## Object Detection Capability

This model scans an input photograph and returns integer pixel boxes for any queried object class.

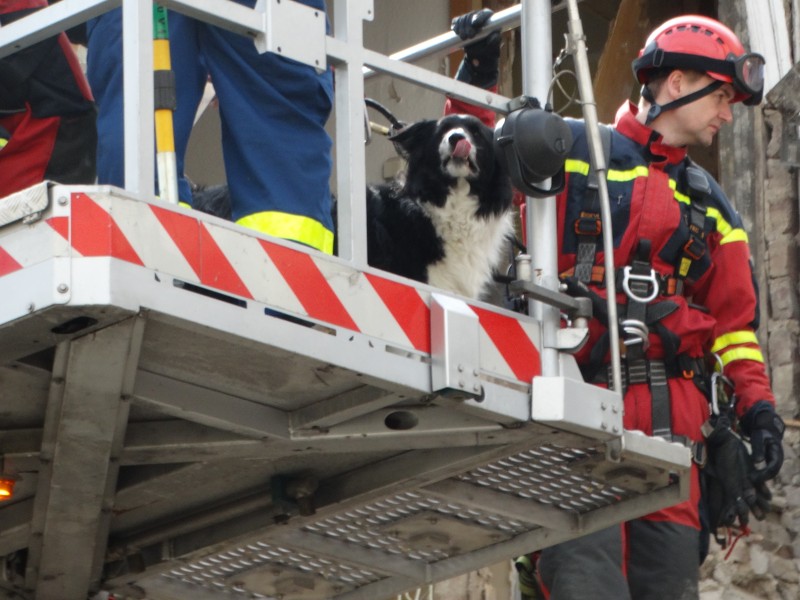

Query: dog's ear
[388,119,437,157]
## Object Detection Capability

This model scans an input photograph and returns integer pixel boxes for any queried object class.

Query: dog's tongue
[452,138,472,159]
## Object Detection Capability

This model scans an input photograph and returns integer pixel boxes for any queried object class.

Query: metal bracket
[509,279,592,319]
[254,0,327,69]
[430,293,482,400]
[531,376,623,440]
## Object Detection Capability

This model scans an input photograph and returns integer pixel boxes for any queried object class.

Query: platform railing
[0,0,607,380]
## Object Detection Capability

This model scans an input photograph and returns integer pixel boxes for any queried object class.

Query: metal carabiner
[709,353,735,416]
[621,265,659,303]
[709,371,721,416]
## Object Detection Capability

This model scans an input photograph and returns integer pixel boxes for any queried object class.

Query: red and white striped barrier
[0,190,541,383]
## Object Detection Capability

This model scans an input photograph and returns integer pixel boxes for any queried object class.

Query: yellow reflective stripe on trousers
[719,347,765,366]
[237,211,334,254]
[712,331,760,354]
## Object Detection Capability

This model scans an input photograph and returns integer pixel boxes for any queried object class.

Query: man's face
[671,73,736,147]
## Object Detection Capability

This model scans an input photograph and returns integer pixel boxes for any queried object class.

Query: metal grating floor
[459,446,635,511]
[152,443,673,599]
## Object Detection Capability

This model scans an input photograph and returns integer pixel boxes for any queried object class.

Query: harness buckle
[575,213,602,236]
[683,237,706,260]
[621,318,650,351]
[621,265,660,303]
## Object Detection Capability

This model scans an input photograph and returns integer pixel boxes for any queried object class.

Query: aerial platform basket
[0,0,691,598]
[0,183,691,600]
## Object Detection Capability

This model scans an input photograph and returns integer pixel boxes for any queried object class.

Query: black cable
[364,98,406,131]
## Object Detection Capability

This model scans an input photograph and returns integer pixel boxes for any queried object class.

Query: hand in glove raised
[451,9,501,89]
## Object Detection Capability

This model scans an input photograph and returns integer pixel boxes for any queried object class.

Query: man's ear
[665,69,689,100]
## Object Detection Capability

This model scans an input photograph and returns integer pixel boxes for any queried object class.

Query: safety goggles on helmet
[732,53,765,103]
[633,49,765,105]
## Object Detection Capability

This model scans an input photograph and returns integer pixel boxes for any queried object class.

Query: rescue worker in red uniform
[539,16,782,600]
[452,12,785,600]
[0,0,96,198]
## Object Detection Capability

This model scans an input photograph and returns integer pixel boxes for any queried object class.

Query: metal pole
[122,0,155,199]
[521,0,560,378]
[565,0,622,392]
[332,0,371,267]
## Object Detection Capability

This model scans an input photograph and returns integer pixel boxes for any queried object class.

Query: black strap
[647,360,672,438]
[674,165,713,289]
[645,81,724,125]
[574,124,613,283]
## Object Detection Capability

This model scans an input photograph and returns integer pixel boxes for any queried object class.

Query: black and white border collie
[362,113,513,299]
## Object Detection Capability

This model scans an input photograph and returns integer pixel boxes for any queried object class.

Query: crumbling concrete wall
[698,97,800,600]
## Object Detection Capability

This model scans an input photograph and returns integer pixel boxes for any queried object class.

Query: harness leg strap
[648,360,672,439]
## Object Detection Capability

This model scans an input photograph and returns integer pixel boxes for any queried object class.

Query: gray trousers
[537,520,700,600]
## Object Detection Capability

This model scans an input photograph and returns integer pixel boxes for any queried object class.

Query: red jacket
[558,102,772,415]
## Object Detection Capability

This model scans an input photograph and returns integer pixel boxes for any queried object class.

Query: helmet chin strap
[643,80,724,125]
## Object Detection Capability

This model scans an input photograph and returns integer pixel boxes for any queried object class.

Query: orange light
[0,477,15,500]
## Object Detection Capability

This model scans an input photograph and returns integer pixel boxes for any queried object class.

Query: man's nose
[720,101,734,123]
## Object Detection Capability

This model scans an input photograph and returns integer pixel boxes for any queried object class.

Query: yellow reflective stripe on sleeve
[719,347,765,366]
[179,201,192,210]
[237,211,334,255]
[719,228,748,245]
[0,138,7,149]
[712,331,760,354]
[705,206,748,245]
[669,180,748,245]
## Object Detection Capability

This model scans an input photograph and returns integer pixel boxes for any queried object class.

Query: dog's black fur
[194,114,514,300]
[340,113,514,299]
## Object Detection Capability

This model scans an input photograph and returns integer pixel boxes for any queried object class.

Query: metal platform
[0,184,691,600]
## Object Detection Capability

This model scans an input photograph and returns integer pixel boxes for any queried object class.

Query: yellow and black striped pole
[153,4,179,205]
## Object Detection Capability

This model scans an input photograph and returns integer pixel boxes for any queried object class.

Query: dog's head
[389,114,511,216]
[391,114,489,179]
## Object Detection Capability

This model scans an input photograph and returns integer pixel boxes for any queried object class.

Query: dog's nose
[448,132,466,148]
[448,132,472,159]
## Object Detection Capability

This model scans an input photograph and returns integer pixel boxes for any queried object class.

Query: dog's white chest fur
[423,179,513,299]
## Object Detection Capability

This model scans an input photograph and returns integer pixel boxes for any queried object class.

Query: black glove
[452,8,493,39]
[741,400,785,483]
[451,9,501,89]
[703,413,770,538]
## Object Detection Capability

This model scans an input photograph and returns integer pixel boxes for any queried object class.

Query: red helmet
[632,15,764,106]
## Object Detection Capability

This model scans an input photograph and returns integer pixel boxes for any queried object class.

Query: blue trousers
[86,0,334,252]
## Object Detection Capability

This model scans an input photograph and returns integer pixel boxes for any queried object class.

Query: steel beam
[24,317,145,600]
